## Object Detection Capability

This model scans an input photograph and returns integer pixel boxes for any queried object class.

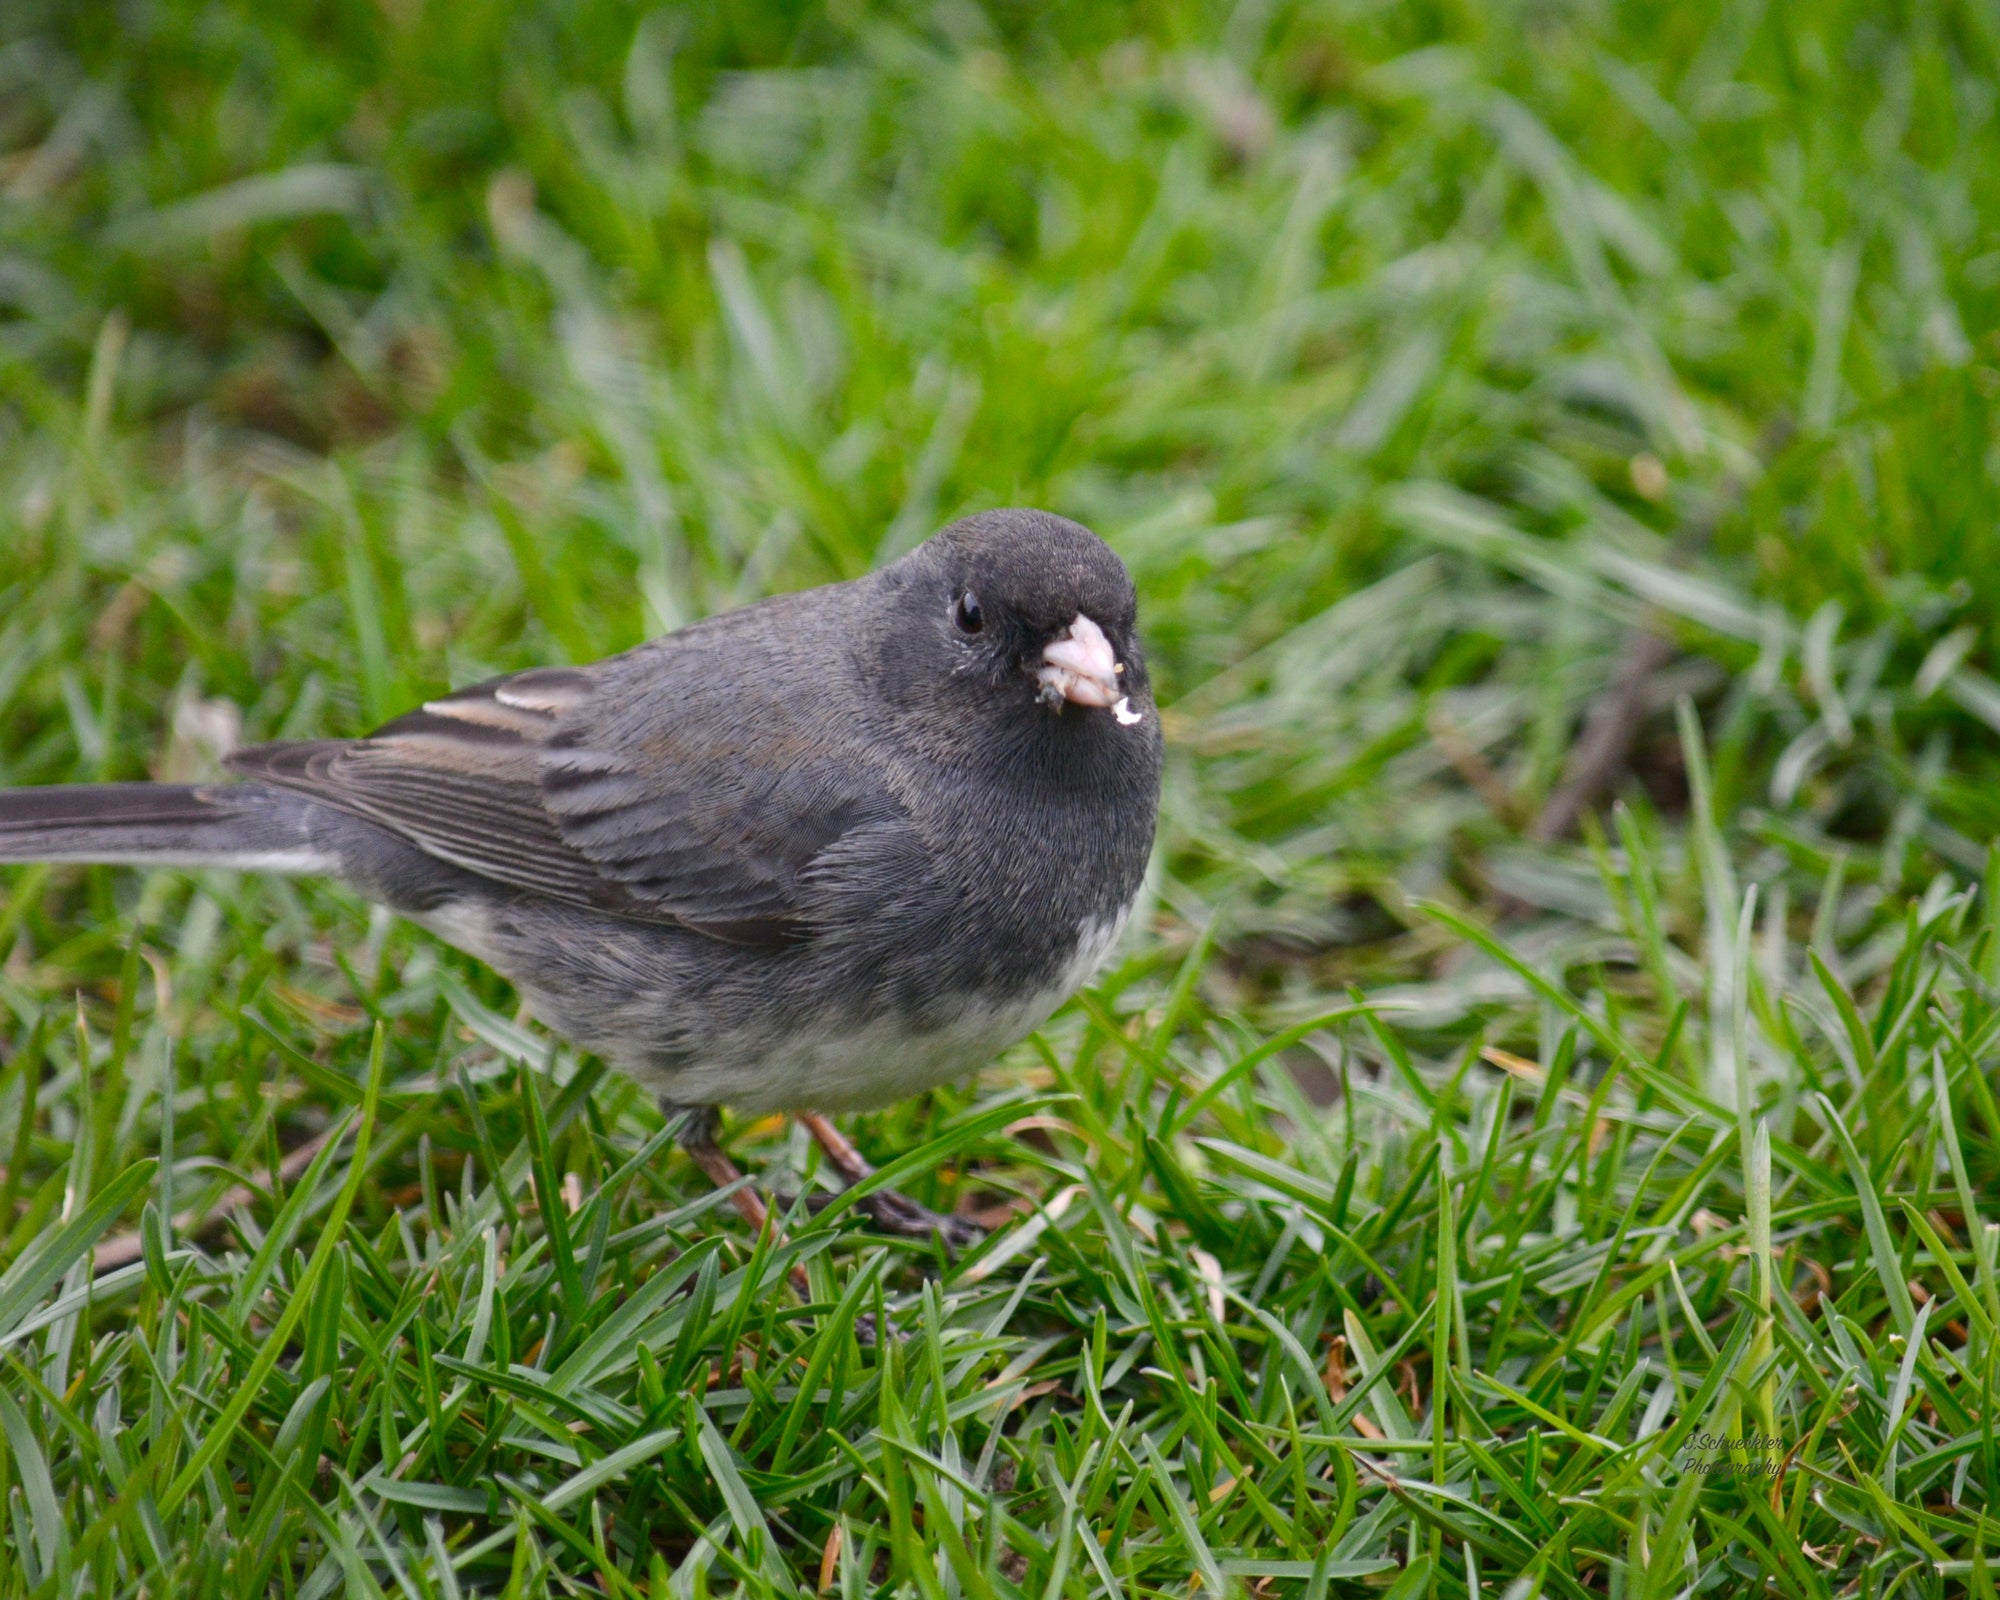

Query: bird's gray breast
[633,894,1138,1112]
[408,876,1139,1113]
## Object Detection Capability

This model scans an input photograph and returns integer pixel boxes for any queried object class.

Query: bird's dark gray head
[930,508,1140,656]
[868,506,1168,800]
[872,509,1156,752]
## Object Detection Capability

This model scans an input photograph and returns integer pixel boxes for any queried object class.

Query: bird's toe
[851,1187,987,1252]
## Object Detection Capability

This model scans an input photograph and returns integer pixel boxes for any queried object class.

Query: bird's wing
[231,636,910,946]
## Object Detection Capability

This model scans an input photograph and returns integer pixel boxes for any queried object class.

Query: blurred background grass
[3,0,2000,1593]
[9,0,2000,942]
[9,0,2000,945]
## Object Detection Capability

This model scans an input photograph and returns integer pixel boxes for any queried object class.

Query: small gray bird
[0,510,1163,1243]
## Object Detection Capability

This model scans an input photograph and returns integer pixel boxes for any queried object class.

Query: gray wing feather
[231,635,912,945]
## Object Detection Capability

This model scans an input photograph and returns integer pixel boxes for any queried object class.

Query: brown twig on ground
[1529,625,1678,844]
[93,1124,340,1274]
[1527,418,1794,846]
[1426,705,1523,826]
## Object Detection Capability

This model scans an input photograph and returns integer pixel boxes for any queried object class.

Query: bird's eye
[953,591,984,634]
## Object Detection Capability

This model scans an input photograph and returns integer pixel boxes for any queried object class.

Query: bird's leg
[795,1111,872,1185]
[667,1102,772,1234]
[796,1111,985,1251]
[665,1100,819,1298]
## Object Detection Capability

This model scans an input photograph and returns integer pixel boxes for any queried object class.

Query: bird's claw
[858,1188,987,1251]
[799,1186,986,1251]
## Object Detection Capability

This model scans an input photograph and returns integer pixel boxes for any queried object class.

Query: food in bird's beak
[1037,615,1125,711]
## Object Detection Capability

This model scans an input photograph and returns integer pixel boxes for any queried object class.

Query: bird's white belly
[690,1003,1048,1112]
[411,898,1134,1113]
[655,905,1132,1112]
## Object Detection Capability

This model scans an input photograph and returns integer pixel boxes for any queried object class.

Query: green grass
[3,0,2000,1592]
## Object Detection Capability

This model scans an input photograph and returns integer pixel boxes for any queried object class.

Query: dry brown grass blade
[93,1124,340,1274]
[1530,418,1794,844]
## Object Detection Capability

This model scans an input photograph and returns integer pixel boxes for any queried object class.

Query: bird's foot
[853,1187,987,1251]
[798,1184,985,1251]
[793,1110,985,1251]
[666,1103,988,1254]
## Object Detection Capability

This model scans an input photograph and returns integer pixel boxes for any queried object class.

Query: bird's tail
[0,784,333,873]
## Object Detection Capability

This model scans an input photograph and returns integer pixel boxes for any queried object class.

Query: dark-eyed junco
[0,510,1163,1242]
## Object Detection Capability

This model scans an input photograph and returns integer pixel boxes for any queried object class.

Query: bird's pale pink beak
[1037,614,1122,709]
